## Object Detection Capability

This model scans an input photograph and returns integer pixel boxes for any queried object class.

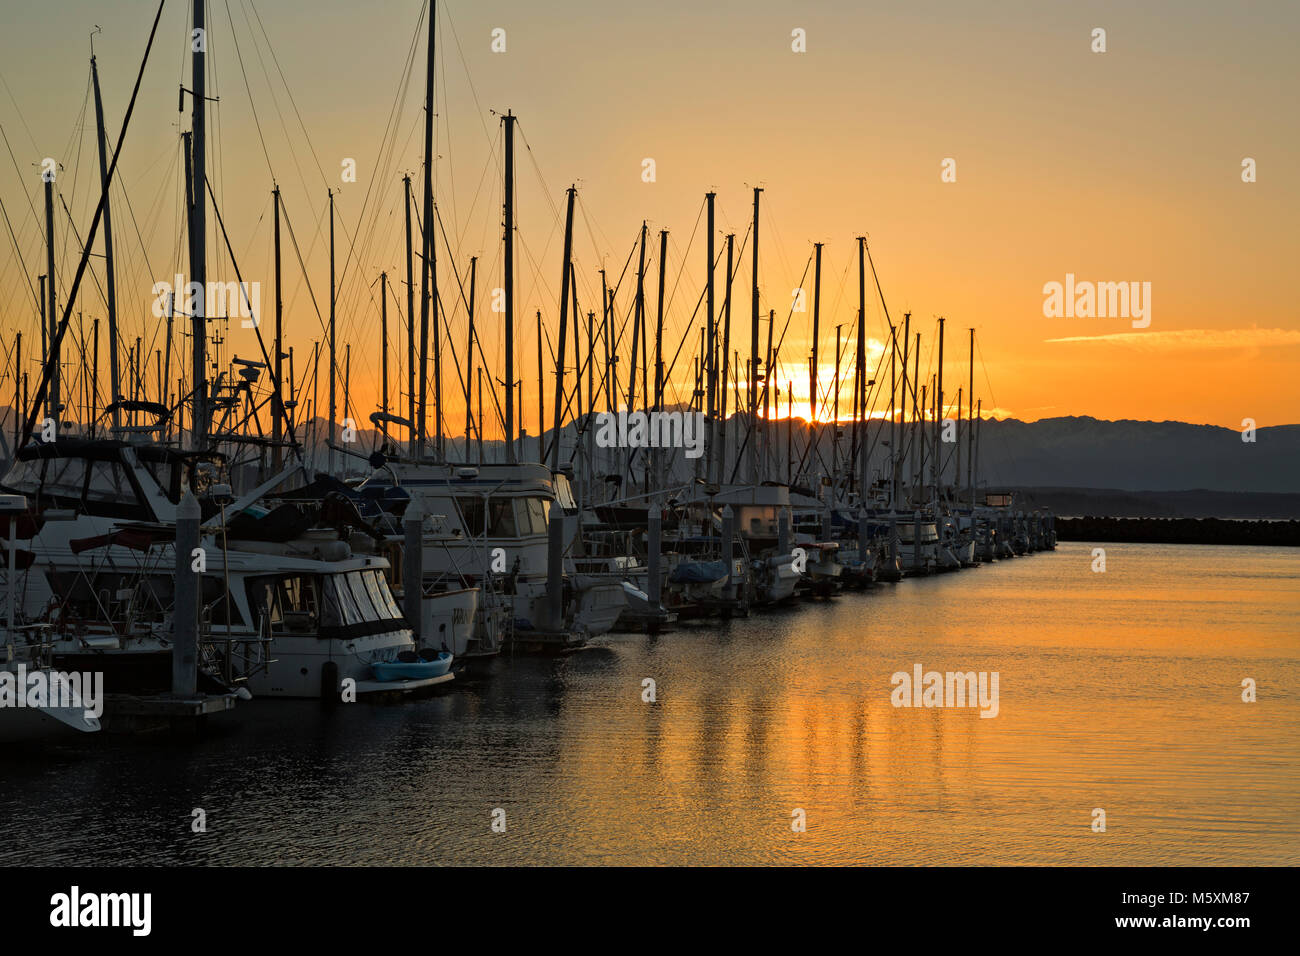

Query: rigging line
[0,190,39,316]
[17,0,166,451]
[277,193,327,335]
[247,0,336,193]
[0,122,45,251]
[223,0,275,178]
[57,193,108,311]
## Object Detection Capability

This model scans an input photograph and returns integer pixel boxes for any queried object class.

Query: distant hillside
[974,417,1300,494]
[3,408,1296,504]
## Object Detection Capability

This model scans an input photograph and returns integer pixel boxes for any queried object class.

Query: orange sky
[1,0,1297,439]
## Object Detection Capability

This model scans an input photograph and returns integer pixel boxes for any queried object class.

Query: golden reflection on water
[1,543,1295,866]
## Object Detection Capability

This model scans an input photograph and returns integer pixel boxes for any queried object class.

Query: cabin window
[487,498,517,537]
[43,457,87,501]
[456,496,486,536]
[517,497,548,535]
[83,461,147,518]
[246,575,316,633]
[0,457,43,494]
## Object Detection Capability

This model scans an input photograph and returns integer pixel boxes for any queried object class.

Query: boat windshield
[247,569,404,640]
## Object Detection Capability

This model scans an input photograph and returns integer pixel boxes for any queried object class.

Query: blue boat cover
[669,560,728,584]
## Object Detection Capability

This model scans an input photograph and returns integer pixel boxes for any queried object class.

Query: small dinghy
[371,649,453,682]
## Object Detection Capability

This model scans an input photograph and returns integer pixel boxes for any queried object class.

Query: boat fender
[321,660,340,707]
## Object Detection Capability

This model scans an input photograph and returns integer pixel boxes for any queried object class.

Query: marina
[0,0,1065,738]
[0,0,1295,888]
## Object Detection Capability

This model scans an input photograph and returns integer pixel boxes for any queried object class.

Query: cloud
[1043,328,1300,350]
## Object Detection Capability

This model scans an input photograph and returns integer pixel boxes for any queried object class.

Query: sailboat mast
[91,55,120,433]
[855,236,867,498]
[703,191,715,484]
[502,111,516,462]
[272,186,283,470]
[190,0,207,450]
[935,315,944,504]
[328,189,336,471]
[404,174,415,452]
[550,185,575,473]
[810,242,822,427]
[719,233,734,487]
[418,0,436,460]
[749,187,762,484]
[43,178,57,433]
[968,327,975,510]
[380,270,389,444]
[465,256,476,453]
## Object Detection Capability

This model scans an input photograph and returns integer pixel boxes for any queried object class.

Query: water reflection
[2,543,1297,865]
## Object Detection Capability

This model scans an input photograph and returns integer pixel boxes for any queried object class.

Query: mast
[749,187,762,483]
[550,185,575,473]
[272,186,283,470]
[833,324,841,478]
[190,0,207,450]
[418,0,436,460]
[629,222,646,414]
[968,327,975,510]
[536,310,544,462]
[655,226,668,485]
[856,236,867,498]
[328,189,336,471]
[934,315,944,505]
[703,191,715,485]
[898,312,910,502]
[404,174,415,452]
[502,111,516,462]
[719,233,734,487]
[810,241,822,426]
[380,270,389,444]
[911,331,920,503]
[43,179,57,432]
[465,256,476,454]
[91,54,121,433]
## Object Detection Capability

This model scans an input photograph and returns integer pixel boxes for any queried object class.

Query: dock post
[172,490,200,698]
[913,510,923,573]
[777,507,791,555]
[403,496,424,640]
[647,500,662,630]
[721,505,736,604]
[858,512,870,576]
[822,485,833,540]
[547,499,565,631]
[889,513,899,569]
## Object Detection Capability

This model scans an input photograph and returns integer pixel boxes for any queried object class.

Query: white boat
[1,440,445,699]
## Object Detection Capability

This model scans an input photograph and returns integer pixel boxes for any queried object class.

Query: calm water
[3,542,1297,866]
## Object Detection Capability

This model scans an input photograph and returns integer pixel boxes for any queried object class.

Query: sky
[0,0,1297,442]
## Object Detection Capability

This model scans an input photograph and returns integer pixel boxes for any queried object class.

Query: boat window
[321,573,364,628]
[82,460,148,518]
[517,497,548,535]
[487,497,517,537]
[456,496,485,536]
[246,575,317,633]
[348,571,379,620]
[0,457,43,494]
[362,569,402,620]
[43,457,87,500]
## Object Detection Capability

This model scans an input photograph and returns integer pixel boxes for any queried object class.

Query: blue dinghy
[371,651,453,682]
